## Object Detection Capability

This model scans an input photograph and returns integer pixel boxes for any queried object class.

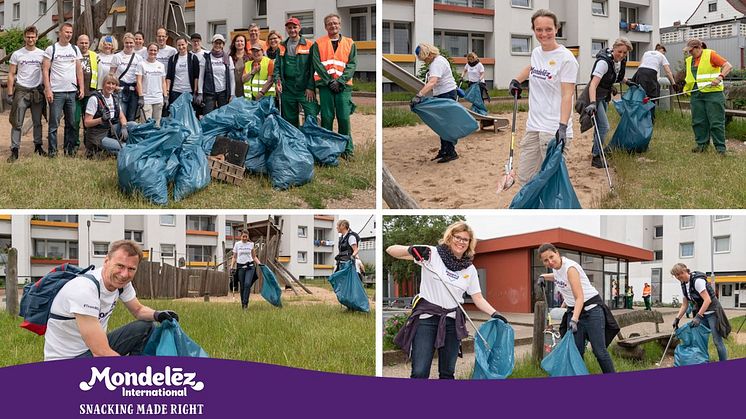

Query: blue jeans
[591,100,609,157]
[48,91,78,154]
[410,315,460,379]
[238,263,257,308]
[569,305,615,373]
[436,90,459,154]
[704,312,728,361]
[119,84,139,122]
[75,320,154,358]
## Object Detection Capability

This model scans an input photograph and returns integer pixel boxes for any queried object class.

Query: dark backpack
[19,264,99,335]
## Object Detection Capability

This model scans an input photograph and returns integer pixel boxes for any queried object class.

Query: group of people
[388,220,730,380]
[7,13,358,161]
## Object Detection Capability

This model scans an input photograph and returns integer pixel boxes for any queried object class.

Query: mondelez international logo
[79,366,204,394]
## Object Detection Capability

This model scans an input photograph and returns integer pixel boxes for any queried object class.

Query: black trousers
[75,320,154,357]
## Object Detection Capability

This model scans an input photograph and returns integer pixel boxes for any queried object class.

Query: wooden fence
[131,261,229,299]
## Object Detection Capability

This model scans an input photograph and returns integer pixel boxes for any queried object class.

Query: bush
[383,313,408,350]
[0,27,51,61]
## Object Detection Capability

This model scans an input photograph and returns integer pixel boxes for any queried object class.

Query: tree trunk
[5,248,19,316]
[73,0,118,42]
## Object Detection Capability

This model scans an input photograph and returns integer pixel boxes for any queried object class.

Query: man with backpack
[335,219,360,272]
[41,240,178,360]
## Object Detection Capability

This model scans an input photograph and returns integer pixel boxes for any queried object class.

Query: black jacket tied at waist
[393,297,468,358]
[559,294,620,348]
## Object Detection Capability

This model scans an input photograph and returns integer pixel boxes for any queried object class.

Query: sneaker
[34,145,47,157]
[430,151,446,161]
[437,153,459,163]
[7,148,18,163]
[48,150,57,158]
[591,155,607,168]
[691,145,708,153]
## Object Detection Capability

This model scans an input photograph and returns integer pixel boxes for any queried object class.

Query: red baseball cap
[286,17,301,27]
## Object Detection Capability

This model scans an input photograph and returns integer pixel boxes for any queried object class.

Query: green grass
[0,142,375,209]
[383,107,421,128]
[0,298,375,375]
[383,92,415,102]
[352,81,376,93]
[356,104,376,115]
[302,278,374,298]
[485,102,528,113]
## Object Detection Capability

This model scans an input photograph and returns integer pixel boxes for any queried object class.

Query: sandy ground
[174,285,344,305]
[384,110,610,209]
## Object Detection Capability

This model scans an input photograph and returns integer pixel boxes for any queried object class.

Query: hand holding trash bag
[491,311,509,324]
[691,314,703,327]
[555,123,567,150]
[569,318,578,333]
[407,245,430,261]
[409,94,423,109]
[154,310,179,322]
[192,93,203,106]
[583,102,597,116]
[120,125,129,142]
[138,96,145,108]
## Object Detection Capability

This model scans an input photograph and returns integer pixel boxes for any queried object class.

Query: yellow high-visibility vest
[243,56,275,98]
[684,49,724,94]
[88,51,99,89]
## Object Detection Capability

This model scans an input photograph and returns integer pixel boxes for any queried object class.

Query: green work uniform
[690,91,726,152]
[311,38,357,156]
[273,36,318,128]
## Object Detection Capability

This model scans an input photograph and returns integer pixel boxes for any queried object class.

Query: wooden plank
[382,164,420,209]
[617,332,671,348]
[5,248,18,315]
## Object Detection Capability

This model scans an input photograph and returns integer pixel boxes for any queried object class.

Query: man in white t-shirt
[155,27,178,68]
[7,25,46,161]
[44,240,179,361]
[42,22,84,158]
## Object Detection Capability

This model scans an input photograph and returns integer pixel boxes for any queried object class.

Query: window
[314,252,327,265]
[289,11,314,38]
[654,225,663,238]
[557,22,565,39]
[722,284,733,297]
[187,215,215,232]
[298,226,308,238]
[314,228,327,242]
[383,21,412,55]
[714,215,731,221]
[350,6,375,41]
[472,0,485,8]
[620,6,638,24]
[628,42,640,61]
[680,242,694,258]
[93,242,109,257]
[160,215,175,226]
[13,3,20,21]
[124,230,143,243]
[438,31,468,57]
[714,236,730,253]
[92,215,110,222]
[680,215,695,229]
[33,215,78,223]
[298,251,307,263]
[654,250,663,261]
[209,21,227,41]
[256,0,267,17]
[511,35,532,54]
[436,0,467,6]
[39,1,48,16]
[33,239,78,259]
[187,245,214,263]
[160,244,175,258]
[592,1,607,16]
[471,34,485,58]
[186,23,195,37]
[709,2,717,13]
[591,39,607,56]
[511,0,531,7]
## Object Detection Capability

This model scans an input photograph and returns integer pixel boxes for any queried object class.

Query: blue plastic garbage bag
[509,138,582,209]
[463,83,488,116]
[245,135,268,174]
[118,120,185,205]
[169,92,201,136]
[411,97,478,143]
[143,320,209,357]
[200,99,262,153]
[327,261,370,312]
[541,333,589,377]
[471,318,515,379]
[674,323,711,367]
[261,114,314,189]
[167,94,211,201]
[258,265,282,308]
[300,116,349,166]
[608,84,655,153]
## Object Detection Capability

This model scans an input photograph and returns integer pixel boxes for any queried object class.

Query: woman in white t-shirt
[136,43,168,128]
[96,35,117,90]
[83,74,129,157]
[461,52,489,103]
[509,9,578,185]
[110,32,142,122]
[410,42,460,163]
[231,230,261,310]
[537,243,615,373]
[386,221,505,379]
[630,44,677,123]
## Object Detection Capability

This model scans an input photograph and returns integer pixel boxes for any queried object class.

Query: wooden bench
[612,310,673,359]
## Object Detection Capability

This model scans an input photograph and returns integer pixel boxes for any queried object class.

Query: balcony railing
[619,21,654,33]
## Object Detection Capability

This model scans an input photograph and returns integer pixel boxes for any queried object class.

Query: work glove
[163,95,169,108]
[691,314,703,327]
[555,123,568,150]
[154,310,179,323]
[491,311,509,324]
[610,86,618,96]
[100,110,111,124]
[328,79,339,93]
[508,79,522,99]
[193,93,203,106]
[407,245,431,262]
[120,125,128,142]
[625,80,638,87]
[583,102,597,116]
[138,96,145,108]
[5,94,12,105]
[537,276,546,287]
[672,317,680,330]
[569,319,578,334]
[409,94,423,110]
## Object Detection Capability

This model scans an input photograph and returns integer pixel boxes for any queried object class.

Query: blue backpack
[19,264,99,335]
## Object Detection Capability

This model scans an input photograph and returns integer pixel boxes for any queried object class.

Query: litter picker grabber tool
[655,330,676,366]
[496,92,519,194]
[411,247,491,351]
[591,113,613,192]
[646,82,715,102]
[736,315,746,335]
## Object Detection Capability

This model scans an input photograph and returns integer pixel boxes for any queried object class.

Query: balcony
[619,21,654,33]
[31,257,78,265]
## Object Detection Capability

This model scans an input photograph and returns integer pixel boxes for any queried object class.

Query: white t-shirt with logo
[10,47,45,88]
[111,51,143,85]
[428,55,458,96]
[157,45,177,68]
[85,94,116,120]
[464,62,485,83]
[134,47,148,61]
[173,54,193,93]
[199,53,235,94]
[232,240,255,265]
[526,45,578,138]
[97,52,116,89]
[552,256,599,309]
[639,50,670,75]
[418,246,481,319]
[136,60,166,105]
[44,42,83,93]
[44,268,137,360]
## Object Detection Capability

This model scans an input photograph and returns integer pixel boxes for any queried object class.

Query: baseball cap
[286,17,301,27]
[190,33,202,40]
[212,34,225,43]
[250,43,263,51]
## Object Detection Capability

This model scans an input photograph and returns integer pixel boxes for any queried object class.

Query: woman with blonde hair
[110,32,143,121]
[96,35,118,89]
[386,221,505,379]
[461,51,489,102]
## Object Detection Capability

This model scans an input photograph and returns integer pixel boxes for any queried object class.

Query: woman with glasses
[386,221,506,379]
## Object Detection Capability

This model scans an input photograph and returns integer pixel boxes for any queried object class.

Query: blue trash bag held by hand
[261,114,314,189]
[327,261,370,312]
[608,85,655,153]
[674,323,711,367]
[509,138,582,209]
[259,265,283,308]
[411,97,478,143]
[143,320,209,357]
[463,83,488,116]
[300,117,349,166]
[541,333,589,377]
[472,318,515,379]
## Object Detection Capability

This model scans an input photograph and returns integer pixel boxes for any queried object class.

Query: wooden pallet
[208,155,244,185]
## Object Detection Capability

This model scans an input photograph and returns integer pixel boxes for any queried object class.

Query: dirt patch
[383,111,612,209]
[174,285,373,308]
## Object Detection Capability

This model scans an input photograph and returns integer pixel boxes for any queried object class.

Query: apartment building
[0,0,375,79]
[382,0,660,90]
[602,215,746,309]
[0,214,354,283]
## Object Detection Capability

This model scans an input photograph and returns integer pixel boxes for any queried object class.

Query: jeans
[238,263,257,308]
[9,89,43,150]
[119,83,139,122]
[591,100,609,157]
[516,131,556,185]
[410,316,460,379]
[75,320,154,357]
[704,312,728,361]
[436,90,459,155]
[48,91,78,154]
[203,90,229,116]
[569,305,615,373]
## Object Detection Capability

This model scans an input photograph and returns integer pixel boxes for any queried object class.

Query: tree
[383,215,465,292]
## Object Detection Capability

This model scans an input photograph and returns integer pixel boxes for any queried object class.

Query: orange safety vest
[313,35,354,86]
[642,284,651,297]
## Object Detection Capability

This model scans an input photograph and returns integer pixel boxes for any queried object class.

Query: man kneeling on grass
[44,240,179,361]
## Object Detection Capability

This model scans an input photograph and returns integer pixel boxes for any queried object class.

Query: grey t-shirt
[287,39,300,57]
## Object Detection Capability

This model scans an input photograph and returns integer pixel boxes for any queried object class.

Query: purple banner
[1,357,742,417]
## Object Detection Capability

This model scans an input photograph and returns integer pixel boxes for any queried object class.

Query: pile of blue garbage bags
[117,93,351,205]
